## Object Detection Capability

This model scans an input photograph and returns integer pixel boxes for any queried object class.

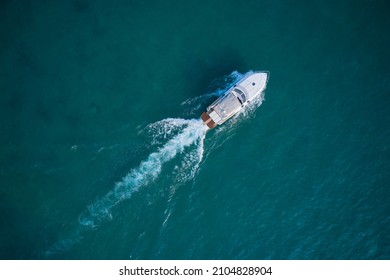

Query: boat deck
[210,92,241,120]
[201,112,217,128]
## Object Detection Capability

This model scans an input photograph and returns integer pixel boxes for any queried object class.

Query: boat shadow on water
[183,48,246,96]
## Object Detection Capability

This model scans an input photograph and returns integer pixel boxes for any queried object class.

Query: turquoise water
[1,0,389,259]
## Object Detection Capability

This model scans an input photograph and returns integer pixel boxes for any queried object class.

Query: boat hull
[201,71,269,129]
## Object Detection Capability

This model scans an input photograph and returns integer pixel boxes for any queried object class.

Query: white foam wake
[44,118,208,256]
[79,118,207,228]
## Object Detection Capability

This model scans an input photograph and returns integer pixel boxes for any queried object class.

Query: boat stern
[201,111,217,129]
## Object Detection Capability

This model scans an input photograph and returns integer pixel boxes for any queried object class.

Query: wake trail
[45,118,208,257]
[79,119,207,227]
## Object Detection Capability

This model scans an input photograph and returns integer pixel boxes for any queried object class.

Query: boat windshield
[234,88,246,103]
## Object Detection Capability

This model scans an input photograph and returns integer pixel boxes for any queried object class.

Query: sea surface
[1,0,390,259]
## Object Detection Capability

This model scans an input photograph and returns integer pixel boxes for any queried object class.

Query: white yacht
[201,71,269,128]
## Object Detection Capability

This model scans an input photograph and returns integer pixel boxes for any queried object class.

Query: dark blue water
[1,0,389,259]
